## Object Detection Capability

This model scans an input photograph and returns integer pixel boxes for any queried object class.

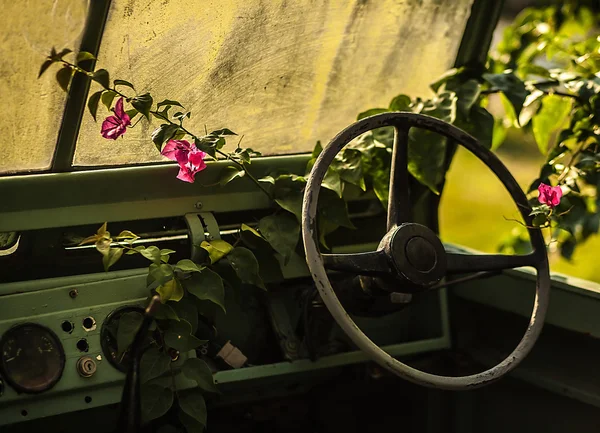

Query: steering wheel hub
[406,237,435,271]
[382,223,447,288]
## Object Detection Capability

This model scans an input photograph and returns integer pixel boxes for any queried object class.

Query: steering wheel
[301,112,550,390]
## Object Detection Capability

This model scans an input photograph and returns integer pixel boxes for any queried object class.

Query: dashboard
[0,208,450,427]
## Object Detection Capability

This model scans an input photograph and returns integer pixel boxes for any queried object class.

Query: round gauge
[0,323,65,394]
[101,306,150,372]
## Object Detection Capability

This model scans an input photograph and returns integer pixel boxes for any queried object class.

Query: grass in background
[440,143,600,283]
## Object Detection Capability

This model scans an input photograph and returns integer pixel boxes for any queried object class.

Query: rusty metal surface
[302,112,550,390]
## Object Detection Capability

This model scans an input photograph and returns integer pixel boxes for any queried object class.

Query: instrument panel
[0,270,150,425]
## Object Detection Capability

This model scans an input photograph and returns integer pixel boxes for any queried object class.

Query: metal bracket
[265,291,302,361]
[184,212,221,262]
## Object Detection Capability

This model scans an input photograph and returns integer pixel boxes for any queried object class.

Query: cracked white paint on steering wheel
[301,112,550,390]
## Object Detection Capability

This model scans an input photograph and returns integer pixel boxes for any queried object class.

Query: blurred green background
[440,131,600,282]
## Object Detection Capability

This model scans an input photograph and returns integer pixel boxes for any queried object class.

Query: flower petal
[188,150,207,168]
[176,165,195,183]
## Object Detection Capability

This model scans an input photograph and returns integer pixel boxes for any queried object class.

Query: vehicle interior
[1,0,599,432]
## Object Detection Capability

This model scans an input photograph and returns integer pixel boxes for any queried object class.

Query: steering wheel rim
[301,112,550,390]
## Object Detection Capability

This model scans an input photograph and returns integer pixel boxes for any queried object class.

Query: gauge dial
[101,306,150,372]
[0,323,65,393]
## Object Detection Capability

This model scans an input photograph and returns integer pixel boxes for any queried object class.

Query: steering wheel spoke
[446,251,538,274]
[322,250,390,276]
[387,124,411,230]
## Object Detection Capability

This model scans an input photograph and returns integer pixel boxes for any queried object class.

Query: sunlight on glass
[74,0,473,166]
[0,0,87,174]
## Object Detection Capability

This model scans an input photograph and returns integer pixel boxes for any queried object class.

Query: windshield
[2,0,473,174]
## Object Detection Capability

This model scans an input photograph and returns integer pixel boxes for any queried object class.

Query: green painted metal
[448,243,600,338]
[0,155,308,232]
[213,337,448,385]
[51,0,112,172]
[0,272,197,425]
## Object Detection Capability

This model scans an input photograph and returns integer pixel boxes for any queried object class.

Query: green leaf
[529,204,550,217]
[318,217,338,249]
[241,223,262,239]
[92,69,110,89]
[164,319,206,351]
[179,390,207,429]
[335,148,366,191]
[152,124,180,152]
[140,346,172,382]
[194,137,217,159]
[518,89,544,127]
[408,91,457,193]
[87,91,103,121]
[461,106,494,149]
[532,95,572,154]
[115,230,137,241]
[200,239,233,264]
[185,268,226,312]
[219,166,245,186]
[171,301,198,333]
[156,277,184,303]
[175,259,204,273]
[141,384,174,423]
[318,188,354,229]
[227,247,265,289]
[323,168,343,198]
[272,175,306,221]
[148,263,174,287]
[132,93,153,119]
[210,128,237,136]
[38,59,54,78]
[482,72,528,118]
[140,246,162,264]
[258,175,275,185]
[389,94,412,111]
[179,410,205,433]
[154,302,180,321]
[491,117,507,151]
[157,99,184,109]
[101,90,117,111]
[182,358,219,393]
[357,107,388,120]
[56,67,72,92]
[76,51,96,63]
[254,248,285,283]
[102,247,123,271]
[116,310,143,358]
[258,214,299,264]
[455,80,481,119]
[429,67,466,92]
[564,78,600,101]
[114,79,135,91]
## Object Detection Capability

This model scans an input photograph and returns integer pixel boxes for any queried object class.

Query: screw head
[69,289,78,299]
[194,201,203,209]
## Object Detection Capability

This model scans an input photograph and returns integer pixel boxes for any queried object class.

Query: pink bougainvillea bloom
[161,139,207,183]
[538,182,562,208]
[101,97,131,140]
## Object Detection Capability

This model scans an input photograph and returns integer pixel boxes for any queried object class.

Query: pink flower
[538,183,562,208]
[161,139,207,183]
[101,98,131,140]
